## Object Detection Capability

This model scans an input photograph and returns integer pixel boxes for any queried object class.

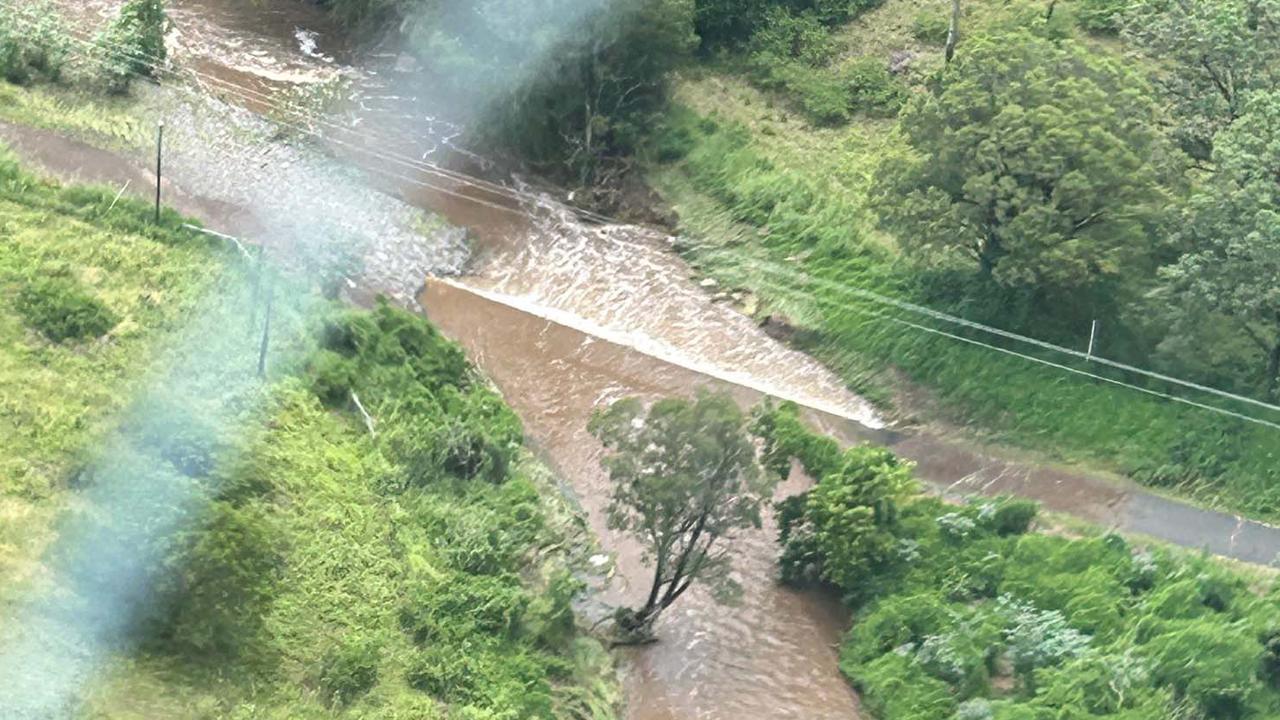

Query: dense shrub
[748,7,838,66]
[0,0,70,85]
[94,0,168,94]
[695,0,885,48]
[911,11,951,44]
[843,57,908,117]
[1075,0,1128,33]
[317,635,382,705]
[381,385,523,486]
[308,299,471,406]
[776,445,916,595]
[153,500,283,660]
[754,400,842,480]
[767,414,1280,718]
[792,70,853,124]
[16,275,118,342]
[406,639,558,716]
[734,1,909,125]
[984,498,1039,536]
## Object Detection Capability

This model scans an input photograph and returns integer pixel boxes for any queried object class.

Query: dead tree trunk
[945,0,962,64]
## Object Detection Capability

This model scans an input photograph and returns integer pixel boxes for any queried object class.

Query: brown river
[17,1,1280,718]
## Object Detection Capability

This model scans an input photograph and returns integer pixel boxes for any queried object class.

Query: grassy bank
[0,82,148,149]
[760,403,1280,720]
[0,152,616,717]
[645,4,1280,522]
[0,146,223,590]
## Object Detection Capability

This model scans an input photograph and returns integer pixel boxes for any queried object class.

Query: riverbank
[0,116,617,718]
[642,75,1280,527]
[761,403,1280,720]
[7,2,1280,717]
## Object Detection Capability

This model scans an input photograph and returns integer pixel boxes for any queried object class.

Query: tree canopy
[872,31,1175,302]
[588,390,772,639]
[348,0,696,181]
[1162,91,1280,397]
[1124,0,1280,162]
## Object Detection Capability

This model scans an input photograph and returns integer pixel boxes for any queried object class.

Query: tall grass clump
[16,274,118,342]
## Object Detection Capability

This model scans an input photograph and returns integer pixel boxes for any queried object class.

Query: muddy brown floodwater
[20,1,1280,718]
[422,280,864,720]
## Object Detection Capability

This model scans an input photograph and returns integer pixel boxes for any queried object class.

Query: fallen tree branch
[351,391,377,438]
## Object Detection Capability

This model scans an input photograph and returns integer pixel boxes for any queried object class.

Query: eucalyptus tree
[588,390,773,641]
[1162,92,1280,398]
[871,30,1177,323]
[1123,0,1280,163]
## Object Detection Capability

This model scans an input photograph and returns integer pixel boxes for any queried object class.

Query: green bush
[399,572,530,644]
[777,446,917,596]
[792,69,853,125]
[696,0,882,49]
[1145,619,1263,717]
[851,651,958,720]
[16,275,118,342]
[308,299,471,407]
[94,0,168,94]
[753,400,842,480]
[406,640,558,716]
[749,7,839,67]
[153,500,282,660]
[0,0,70,85]
[843,57,908,117]
[381,385,523,486]
[911,11,951,44]
[317,635,381,706]
[762,414,1280,717]
[986,498,1039,536]
[1075,0,1128,33]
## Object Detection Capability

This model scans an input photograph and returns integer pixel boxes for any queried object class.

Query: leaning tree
[588,390,774,642]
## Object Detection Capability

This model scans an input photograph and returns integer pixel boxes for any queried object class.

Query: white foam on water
[433,276,885,429]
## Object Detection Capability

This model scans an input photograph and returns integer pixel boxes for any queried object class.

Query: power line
[6,5,545,214]
[742,266,1280,427]
[13,7,1279,428]
[691,245,1280,418]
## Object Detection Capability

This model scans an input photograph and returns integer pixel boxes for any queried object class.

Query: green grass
[82,386,616,719]
[0,82,149,149]
[646,0,1280,522]
[0,147,222,591]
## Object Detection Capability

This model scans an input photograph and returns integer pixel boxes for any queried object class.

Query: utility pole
[1086,319,1099,361]
[249,245,264,334]
[257,274,274,378]
[154,121,164,224]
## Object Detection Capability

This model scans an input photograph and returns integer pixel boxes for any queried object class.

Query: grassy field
[0,147,222,594]
[646,0,1280,522]
[0,149,616,717]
